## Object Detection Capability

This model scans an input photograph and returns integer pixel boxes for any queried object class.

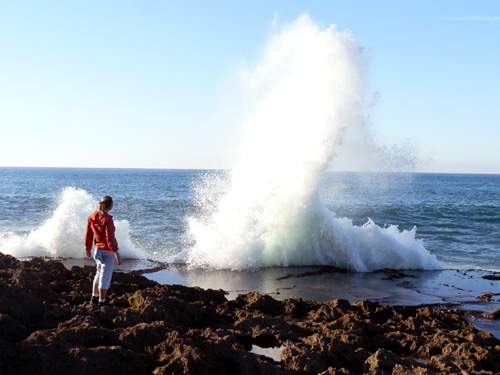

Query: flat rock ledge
[0,253,498,375]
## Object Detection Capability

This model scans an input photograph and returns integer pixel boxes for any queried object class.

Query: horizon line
[1,165,499,176]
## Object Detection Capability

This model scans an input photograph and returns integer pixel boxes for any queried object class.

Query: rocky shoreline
[0,253,498,374]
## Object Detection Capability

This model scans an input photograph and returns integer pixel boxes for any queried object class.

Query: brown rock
[283,298,318,318]
[118,320,171,351]
[483,308,500,320]
[0,253,498,374]
[24,324,118,349]
[482,273,500,281]
[0,284,45,325]
[65,345,155,374]
[236,292,284,316]
[477,292,499,302]
[128,285,222,327]
[364,348,426,374]
[0,253,19,269]
[0,313,27,341]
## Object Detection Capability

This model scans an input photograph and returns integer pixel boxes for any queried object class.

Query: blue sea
[0,167,499,271]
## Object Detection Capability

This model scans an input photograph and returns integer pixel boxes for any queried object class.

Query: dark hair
[98,195,113,211]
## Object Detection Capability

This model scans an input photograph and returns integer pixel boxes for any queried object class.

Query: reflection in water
[60,260,499,337]
[250,345,284,362]
[146,266,498,307]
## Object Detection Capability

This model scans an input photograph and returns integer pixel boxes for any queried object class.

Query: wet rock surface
[482,273,500,281]
[484,308,500,320]
[0,253,499,375]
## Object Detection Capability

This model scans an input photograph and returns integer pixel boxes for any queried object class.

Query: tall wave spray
[187,15,441,271]
[0,187,144,259]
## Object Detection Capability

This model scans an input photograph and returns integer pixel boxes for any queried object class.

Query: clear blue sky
[0,1,499,172]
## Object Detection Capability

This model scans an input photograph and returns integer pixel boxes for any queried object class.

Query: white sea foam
[0,187,144,259]
[186,15,441,271]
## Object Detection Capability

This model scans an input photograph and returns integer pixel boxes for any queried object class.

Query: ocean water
[0,167,498,271]
[0,18,483,272]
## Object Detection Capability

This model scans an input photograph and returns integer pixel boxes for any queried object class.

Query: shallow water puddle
[250,345,284,362]
[466,316,500,339]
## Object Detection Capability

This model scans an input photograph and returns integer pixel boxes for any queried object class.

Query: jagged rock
[0,253,498,374]
[0,313,27,341]
[0,339,41,375]
[64,345,155,374]
[364,348,426,374]
[0,253,19,269]
[0,284,45,325]
[483,308,500,320]
[127,285,222,327]
[283,298,318,318]
[235,292,285,316]
[24,324,118,349]
[477,292,499,302]
[118,320,171,351]
[482,273,500,281]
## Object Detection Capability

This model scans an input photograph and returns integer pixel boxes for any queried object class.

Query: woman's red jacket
[85,210,119,256]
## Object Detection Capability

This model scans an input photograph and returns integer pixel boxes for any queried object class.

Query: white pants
[93,248,116,289]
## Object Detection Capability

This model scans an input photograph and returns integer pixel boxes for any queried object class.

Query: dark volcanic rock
[0,313,27,341]
[482,273,500,281]
[235,291,285,316]
[477,292,500,302]
[0,252,498,375]
[0,253,19,269]
[283,298,318,318]
[363,348,426,374]
[65,345,155,374]
[0,283,45,326]
[483,308,500,320]
[118,320,171,351]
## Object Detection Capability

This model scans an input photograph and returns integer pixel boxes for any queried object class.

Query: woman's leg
[92,263,101,298]
[97,263,107,302]
[98,251,116,304]
[99,287,108,301]
[92,249,105,305]
[90,249,102,305]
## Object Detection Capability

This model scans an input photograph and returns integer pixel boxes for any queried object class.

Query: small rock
[483,308,500,320]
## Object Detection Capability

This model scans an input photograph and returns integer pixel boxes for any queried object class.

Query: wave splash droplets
[186,15,441,271]
[0,187,143,259]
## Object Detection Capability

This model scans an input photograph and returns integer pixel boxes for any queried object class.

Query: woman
[85,195,121,306]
